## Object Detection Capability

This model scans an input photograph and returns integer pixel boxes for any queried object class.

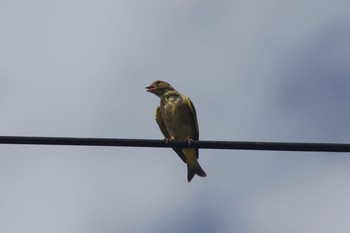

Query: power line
[0,136,349,152]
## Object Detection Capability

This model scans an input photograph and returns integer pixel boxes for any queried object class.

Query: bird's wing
[155,106,187,163]
[184,96,199,159]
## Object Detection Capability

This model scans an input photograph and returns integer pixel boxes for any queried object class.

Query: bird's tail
[187,159,207,182]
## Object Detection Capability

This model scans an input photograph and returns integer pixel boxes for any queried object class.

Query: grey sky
[1,0,350,233]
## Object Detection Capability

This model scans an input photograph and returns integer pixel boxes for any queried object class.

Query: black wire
[0,136,349,152]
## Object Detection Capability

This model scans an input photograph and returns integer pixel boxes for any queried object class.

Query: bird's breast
[161,97,194,139]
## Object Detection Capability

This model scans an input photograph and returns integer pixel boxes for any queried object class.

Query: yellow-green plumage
[146,80,206,182]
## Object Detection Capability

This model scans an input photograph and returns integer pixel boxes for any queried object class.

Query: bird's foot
[163,138,172,144]
[185,138,194,147]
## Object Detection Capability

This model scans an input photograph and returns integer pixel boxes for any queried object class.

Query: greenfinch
[146,80,207,182]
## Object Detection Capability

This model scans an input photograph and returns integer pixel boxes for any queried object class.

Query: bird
[146,80,207,182]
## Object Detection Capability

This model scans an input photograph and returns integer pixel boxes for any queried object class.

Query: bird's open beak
[145,85,155,92]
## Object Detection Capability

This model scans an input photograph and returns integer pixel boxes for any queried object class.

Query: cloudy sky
[1,0,350,232]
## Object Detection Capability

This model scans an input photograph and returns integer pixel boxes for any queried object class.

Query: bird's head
[146,80,175,97]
